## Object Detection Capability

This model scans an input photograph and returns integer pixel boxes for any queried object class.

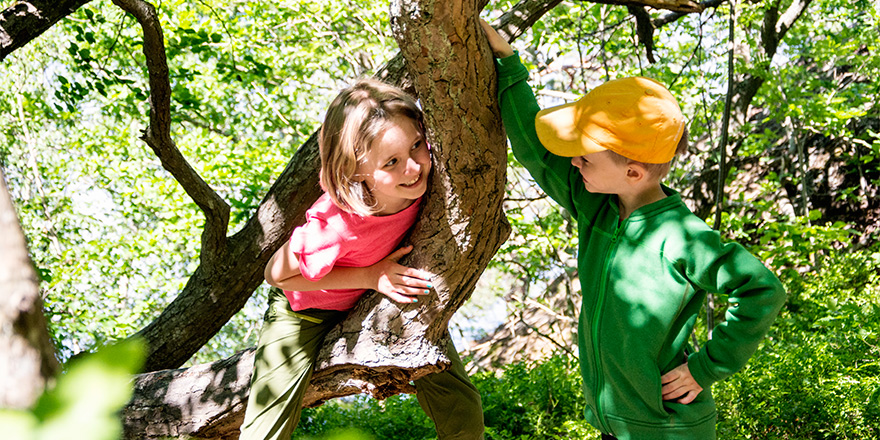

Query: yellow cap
[534,77,685,164]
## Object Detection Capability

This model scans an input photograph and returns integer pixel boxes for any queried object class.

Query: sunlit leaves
[0,340,145,440]
[2,0,400,364]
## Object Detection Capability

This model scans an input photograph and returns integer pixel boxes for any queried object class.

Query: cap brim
[535,102,607,157]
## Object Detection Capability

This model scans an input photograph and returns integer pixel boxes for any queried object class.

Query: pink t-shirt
[284,193,422,311]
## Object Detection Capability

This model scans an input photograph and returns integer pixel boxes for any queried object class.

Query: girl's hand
[479,19,515,58]
[660,363,703,404]
[371,245,434,304]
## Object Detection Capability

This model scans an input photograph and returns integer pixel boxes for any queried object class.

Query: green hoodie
[495,54,786,439]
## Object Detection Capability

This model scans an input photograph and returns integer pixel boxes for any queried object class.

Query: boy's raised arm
[480,19,582,216]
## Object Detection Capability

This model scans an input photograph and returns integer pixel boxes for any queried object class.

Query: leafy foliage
[2,0,880,436]
[296,355,599,440]
[715,250,880,439]
[0,340,145,440]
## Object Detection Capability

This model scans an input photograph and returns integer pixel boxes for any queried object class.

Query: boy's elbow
[772,277,787,309]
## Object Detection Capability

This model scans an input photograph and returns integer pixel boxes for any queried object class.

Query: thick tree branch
[112,0,230,262]
[777,0,810,35]
[628,5,656,63]
[0,167,60,409]
[0,0,94,62]
[586,0,703,13]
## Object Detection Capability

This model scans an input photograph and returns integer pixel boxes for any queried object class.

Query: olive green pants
[239,289,484,440]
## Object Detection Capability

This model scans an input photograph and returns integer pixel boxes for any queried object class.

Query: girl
[240,79,485,440]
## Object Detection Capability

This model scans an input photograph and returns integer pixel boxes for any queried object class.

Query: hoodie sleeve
[684,227,787,388]
[495,53,585,218]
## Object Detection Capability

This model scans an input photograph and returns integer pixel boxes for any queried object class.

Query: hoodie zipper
[592,221,624,435]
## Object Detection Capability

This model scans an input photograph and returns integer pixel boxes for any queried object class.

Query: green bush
[715,250,880,439]
[295,393,435,439]
[477,355,597,439]
[295,355,598,440]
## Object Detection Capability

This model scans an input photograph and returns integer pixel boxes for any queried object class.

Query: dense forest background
[1,0,878,439]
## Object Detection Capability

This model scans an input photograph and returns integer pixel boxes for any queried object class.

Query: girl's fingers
[398,285,432,296]
[399,275,433,289]
[386,245,413,262]
[400,267,434,283]
[383,290,420,304]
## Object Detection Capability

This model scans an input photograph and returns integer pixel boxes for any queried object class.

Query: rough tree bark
[0,167,60,409]
[297,0,514,399]
[0,0,95,62]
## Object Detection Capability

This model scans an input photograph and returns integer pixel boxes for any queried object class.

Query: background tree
[0,167,59,409]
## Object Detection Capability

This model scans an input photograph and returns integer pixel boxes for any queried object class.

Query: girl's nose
[405,157,421,174]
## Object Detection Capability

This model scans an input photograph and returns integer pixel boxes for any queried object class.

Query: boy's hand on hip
[372,245,434,304]
[660,363,703,404]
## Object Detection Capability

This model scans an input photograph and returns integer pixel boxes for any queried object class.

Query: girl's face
[357,115,432,215]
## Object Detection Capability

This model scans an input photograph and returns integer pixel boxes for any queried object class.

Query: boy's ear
[625,163,647,182]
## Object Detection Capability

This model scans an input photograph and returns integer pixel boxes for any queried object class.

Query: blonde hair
[608,125,689,179]
[318,78,425,216]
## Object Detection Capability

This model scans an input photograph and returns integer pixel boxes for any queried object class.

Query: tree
[0,167,59,409]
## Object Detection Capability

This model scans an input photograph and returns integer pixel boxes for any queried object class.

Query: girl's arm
[264,243,432,303]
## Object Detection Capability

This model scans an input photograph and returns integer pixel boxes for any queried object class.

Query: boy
[481,21,786,440]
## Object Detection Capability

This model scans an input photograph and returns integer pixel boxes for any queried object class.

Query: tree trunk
[0,167,60,409]
[304,0,511,399]
[122,0,512,436]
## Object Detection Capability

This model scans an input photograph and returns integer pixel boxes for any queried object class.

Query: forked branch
[111,0,230,260]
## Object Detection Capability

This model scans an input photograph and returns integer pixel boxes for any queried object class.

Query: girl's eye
[384,158,398,168]
[411,140,424,150]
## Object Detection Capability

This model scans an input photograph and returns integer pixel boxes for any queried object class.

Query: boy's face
[570,150,630,194]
